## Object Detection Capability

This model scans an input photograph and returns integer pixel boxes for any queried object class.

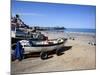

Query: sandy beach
[11,31,96,74]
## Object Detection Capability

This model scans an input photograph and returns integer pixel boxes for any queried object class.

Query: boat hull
[23,43,64,53]
[19,38,67,54]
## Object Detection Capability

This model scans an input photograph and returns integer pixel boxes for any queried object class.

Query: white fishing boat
[19,38,67,59]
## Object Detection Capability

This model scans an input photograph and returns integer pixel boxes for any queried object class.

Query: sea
[46,28,96,33]
[65,28,96,33]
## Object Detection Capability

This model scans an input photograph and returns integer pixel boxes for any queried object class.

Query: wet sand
[11,31,96,74]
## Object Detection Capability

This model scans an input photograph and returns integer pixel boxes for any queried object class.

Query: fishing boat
[11,27,48,44]
[19,38,67,59]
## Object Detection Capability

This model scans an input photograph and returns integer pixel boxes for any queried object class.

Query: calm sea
[65,28,96,33]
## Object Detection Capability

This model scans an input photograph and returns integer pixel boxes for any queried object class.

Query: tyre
[40,52,48,60]
[56,49,61,56]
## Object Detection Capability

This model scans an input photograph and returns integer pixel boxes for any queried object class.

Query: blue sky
[11,0,96,29]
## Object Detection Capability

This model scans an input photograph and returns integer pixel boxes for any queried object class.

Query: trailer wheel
[40,52,48,60]
[56,49,61,56]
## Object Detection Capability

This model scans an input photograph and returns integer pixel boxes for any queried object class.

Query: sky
[11,0,96,29]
